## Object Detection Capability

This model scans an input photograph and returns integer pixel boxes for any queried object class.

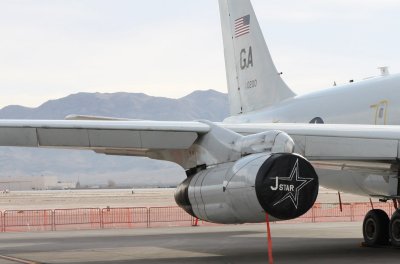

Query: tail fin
[218,0,296,115]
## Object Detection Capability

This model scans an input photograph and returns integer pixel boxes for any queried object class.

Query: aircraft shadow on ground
[1,231,399,264]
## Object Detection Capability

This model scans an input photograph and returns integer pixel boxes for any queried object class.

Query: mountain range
[0,90,228,121]
[0,90,229,187]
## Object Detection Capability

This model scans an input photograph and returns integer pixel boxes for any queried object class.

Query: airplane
[1,0,400,248]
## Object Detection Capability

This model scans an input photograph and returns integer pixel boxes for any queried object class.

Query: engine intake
[175,153,318,224]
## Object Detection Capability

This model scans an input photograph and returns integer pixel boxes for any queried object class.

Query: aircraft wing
[223,123,400,161]
[0,119,400,164]
[1,119,400,199]
[0,120,400,161]
[0,119,208,151]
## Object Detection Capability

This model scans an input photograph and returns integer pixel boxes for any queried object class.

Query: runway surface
[0,222,399,264]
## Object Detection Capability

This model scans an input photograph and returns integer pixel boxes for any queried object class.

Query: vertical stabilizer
[219,0,296,115]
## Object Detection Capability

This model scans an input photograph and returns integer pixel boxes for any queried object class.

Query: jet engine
[175,153,319,224]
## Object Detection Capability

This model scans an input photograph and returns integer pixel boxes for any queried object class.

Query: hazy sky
[0,0,399,108]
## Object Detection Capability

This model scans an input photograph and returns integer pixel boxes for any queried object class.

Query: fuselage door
[371,100,388,125]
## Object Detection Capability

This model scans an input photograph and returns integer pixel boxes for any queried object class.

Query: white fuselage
[223,73,400,199]
[225,74,400,126]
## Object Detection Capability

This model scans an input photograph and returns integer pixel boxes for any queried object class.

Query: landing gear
[362,209,389,246]
[389,210,400,247]
[362,207,400,247]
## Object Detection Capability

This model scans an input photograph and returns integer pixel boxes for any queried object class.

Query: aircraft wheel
[390,210,400,247]
[362,209,389,246]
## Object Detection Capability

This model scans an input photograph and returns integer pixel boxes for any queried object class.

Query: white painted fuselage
[225,74,400,126]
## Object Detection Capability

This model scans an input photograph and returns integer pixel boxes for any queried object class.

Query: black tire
[362,209,389,246]
[390,209,400,247]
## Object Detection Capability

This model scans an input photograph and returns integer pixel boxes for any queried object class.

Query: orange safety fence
[0,202,397,233]
[101,207,148,229]
[54,208,101,231]
[149,206,194,227]
[282,202,394,224]
[351,202,393,222]
[4,210,53,232]
[312,203,353,223]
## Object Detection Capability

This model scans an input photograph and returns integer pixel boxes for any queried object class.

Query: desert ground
[0,187,373,211]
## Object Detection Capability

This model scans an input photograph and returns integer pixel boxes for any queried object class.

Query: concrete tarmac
[0,222,399,264]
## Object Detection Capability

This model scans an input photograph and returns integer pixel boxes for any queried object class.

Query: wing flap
[88,129,141,148]
[140,131,197,149]
[305,136,399,160]
[38,128,90,147]
[0,120,210,150]
[0,127,38,147]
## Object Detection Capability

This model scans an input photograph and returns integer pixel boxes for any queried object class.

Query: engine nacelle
[175,153,319,224]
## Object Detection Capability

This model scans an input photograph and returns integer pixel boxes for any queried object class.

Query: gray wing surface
[2,120,400,200]
[0,120,209,150]
[1,120,400,162]
[223,123,400,161]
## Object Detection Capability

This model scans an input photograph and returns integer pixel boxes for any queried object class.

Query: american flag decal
[235,15,250,38]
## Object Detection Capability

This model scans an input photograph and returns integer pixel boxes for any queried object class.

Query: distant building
[0,176,76,191]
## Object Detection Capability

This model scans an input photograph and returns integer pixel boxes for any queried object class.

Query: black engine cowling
[175,153,319,224]
[255,153,319,220]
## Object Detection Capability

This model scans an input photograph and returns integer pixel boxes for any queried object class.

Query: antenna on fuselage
[378,66,390,76]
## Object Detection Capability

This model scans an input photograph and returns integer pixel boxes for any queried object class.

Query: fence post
[389,202,394,216]
[54,210,57,231]
[350,204,354,222]
[50,210,54,231]
[147,207,150,228]
[3,211,7,232]
[192,217,199,226]
[312,205,316,223]
[100,209,104,229]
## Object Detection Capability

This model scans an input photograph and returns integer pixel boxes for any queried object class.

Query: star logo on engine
[270,159,314,209]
